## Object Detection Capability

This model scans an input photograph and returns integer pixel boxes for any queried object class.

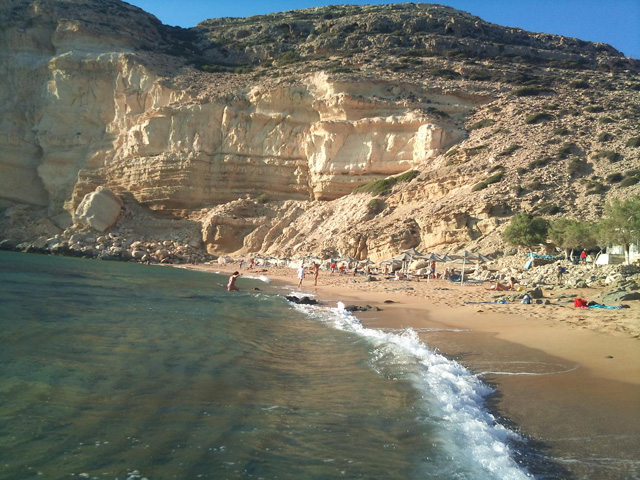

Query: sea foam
[291,300,532,480]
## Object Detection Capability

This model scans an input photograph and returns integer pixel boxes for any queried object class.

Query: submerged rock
[285,295,318,305]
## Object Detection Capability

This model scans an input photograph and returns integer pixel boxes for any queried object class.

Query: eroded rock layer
[1,0,639,259]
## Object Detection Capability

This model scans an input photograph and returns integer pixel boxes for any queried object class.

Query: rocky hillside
[1,0,639,261]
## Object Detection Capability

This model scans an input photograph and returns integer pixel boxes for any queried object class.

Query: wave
[290,300,533,480]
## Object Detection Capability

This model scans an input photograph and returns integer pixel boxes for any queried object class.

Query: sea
[0,251,541,480]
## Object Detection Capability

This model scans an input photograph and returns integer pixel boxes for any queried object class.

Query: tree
[597,196,640,264]
[549,218,597,259]
[502,213,549,251]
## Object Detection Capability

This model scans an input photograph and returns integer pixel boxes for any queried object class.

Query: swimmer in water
[227,271,241,291]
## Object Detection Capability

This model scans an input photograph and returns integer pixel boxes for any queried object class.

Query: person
[353,264,358,276]
[487,277,517,291]
[580,249,587,263]
[248,258,254,270]
[443,267,451,280]
[227,271,241,291]
[330,261,336,275]
[430,260,436,279]
[297,264,306,288]
[312,263,319,286]
[557,265,565,284]
[338,263,345,275]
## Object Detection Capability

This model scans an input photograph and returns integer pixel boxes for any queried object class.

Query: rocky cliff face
[1,0,639,260]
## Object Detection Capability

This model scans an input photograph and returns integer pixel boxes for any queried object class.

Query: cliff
[1,0,639,260]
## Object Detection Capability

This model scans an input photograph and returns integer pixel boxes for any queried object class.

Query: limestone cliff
[1,0,639,260]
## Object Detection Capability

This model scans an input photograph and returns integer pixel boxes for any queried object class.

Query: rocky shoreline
[0,231,212,265]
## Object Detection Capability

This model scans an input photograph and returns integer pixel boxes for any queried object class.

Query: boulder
[0,239,18,250]
[74,187,123,232]
[530,286,544,299]
[601,290,640,303]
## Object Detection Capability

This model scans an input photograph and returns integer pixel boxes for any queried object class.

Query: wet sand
[188,264,640,479]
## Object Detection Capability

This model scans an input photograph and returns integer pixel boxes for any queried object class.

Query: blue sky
[126,0,639,59]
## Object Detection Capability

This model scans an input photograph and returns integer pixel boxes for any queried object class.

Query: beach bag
[521,294,531,304]
[574,298,588,308]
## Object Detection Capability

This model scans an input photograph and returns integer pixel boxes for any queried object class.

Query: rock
[32,236,47,249]
[601,290,640,303]
[155,248,170,260]
[69,234,83,244]
[74,187,123,232]
[530,287,544,299]
[0,239,17,250]
[285,295,318,305]
[343,304,379,312]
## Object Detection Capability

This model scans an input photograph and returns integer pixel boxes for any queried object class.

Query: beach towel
[588,304,624,310]
[574,298,589,308]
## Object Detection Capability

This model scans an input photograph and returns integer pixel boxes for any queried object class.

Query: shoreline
[188,262,640,478]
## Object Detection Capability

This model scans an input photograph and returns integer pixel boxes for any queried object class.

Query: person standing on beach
[580,249,587,263]
[312,263,320,286]
[227,271,241,291]
[297,264,306,288]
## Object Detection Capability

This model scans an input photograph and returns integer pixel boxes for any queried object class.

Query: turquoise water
[0,252,533,479]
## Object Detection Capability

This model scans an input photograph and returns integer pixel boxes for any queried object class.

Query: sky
[125,0,640,59]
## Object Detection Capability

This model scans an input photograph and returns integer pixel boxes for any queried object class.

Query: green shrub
[528,156,552,169]
[536,202,560,215]
[367,198,385,214]
[620,176,640,187]
[444,148,459,157]
[256,193,270,204]
[558,143,575,159]
[568,158,584,176]
[525,112,554,124]
[468,118,496,130]
[599,117,614,124]
[489,164,506,173]
[502,213,549,249]
[553,127,571,135]
[498,144,520,157]
[584,106,604,113]
[512,86,551,97]
[606,173,624,183]
[353,170,418,196]
[471,171,504,191]
[586,181,607,195]
[597,132,613,142]
[570,80,590,89]
[516,167,527,175]
[626,137,640,147]
[592,150,622,162]
[276,50,301,65]
[464,145,487,156]
[526,180,543,190]
[625,169,640,178]
[429,68,460,79]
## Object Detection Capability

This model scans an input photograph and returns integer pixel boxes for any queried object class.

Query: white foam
[241,274,271,283]
[292,300,533,479]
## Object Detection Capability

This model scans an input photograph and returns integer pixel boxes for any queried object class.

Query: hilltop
[1,0,639,260]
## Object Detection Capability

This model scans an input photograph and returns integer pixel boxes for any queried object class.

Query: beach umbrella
[457,251,492,283]
[358,259,374,264]
[401,247,426,258]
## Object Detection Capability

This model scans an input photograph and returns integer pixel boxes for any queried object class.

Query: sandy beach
[186,262,640,478]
